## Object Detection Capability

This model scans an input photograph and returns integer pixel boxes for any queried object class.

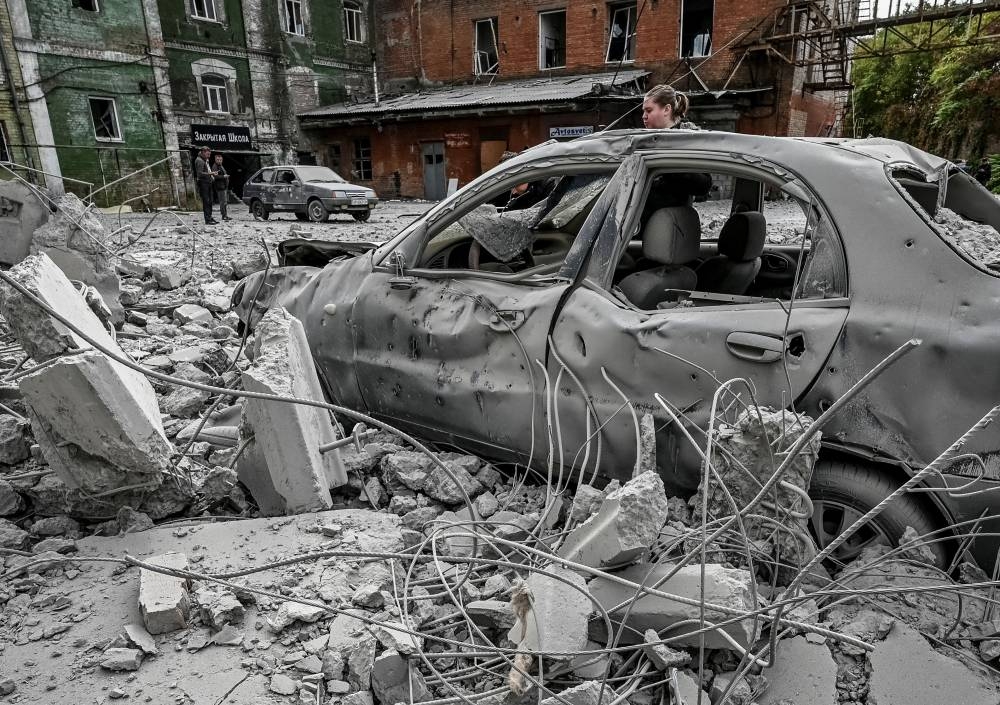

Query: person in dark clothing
[193,146,218,225]
[975,157,993,187]
[213,153,231,221]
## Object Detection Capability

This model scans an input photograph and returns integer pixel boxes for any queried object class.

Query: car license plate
[350,197,367,206]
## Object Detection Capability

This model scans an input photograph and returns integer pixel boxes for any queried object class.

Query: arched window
[343,2,364,43]
[201,74,229,113]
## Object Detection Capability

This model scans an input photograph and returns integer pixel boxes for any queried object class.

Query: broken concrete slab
[0,517,29,549]
[382,450,484,505]
[869,622,999,705]
[99,647,144,672]
[172,303,213,325]
[558,470,668,570]
[587,562,756,650]
[371,649,432,705]
[21,349,173,494]
[508,563,592,661]
[0,478,23,516]
[138,552,191,635]
[467,600,518,632]
[0,179,50,266]
[569,485,606,524]
[672,671,710,705]
[641,628,690,670]
[0,413,31,464]
[540,680,612,705]
[758,635,837,705]
[267,600,327,632]
[241,307,346,514]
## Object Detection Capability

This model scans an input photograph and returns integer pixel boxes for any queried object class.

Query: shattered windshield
[296,166,346,183]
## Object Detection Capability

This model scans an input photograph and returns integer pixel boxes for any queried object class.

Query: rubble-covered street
[2,189,1000,705]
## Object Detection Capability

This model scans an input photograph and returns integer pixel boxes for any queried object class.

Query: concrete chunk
[371,649,432,705]
[758,635,837,705]
[99,647,144,672]
[559,471,668,570]
[540,681,612,705]
[507,563,592,661]
[241,308,345,514]
[587,562,756,651]
[138,552,190,635]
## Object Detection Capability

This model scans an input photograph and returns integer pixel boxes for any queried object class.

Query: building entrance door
[422,142,446,200]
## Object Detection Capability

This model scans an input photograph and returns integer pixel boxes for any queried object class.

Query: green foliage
[987,154,1000,194]
[851,13,1000,159]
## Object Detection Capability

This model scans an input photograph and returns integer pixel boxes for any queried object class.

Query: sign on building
[549,126,595,139]
[191,124,254,151]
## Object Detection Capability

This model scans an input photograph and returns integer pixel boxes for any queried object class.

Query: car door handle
[488,309,525,332]
[726,332,786,363]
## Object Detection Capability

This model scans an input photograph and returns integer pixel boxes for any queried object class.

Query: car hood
[307,181,374,194]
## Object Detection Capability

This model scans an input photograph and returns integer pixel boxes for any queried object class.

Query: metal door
[422,142,446,200]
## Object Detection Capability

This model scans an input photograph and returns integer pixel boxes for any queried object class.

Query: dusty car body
[241,165,378,222]
[234,130,1000,568]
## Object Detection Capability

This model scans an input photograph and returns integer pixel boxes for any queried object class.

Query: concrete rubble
[0,209,998,705]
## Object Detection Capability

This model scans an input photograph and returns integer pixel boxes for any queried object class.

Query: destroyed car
[241,165,378,222]
[234,130,1000,569]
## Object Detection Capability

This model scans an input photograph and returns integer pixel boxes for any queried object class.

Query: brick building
[298,0,842,199]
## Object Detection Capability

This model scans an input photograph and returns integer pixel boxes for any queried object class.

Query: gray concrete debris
[0,479,24,516]
[268,673,297,695]
[0,180,50,266]
[28,193,122,323]
[641,629,691,670]
[636,412,657,475]
[123,623,159,655]
[373,621,422,655]
[267,600,327,632]
[342,691,375,705]
[150,264,190,291]
[758,635,837,705]
[467,600,518,632]
[0,517,29,549]
[327,609,370,654]
[382,450,484,505]
[0,413,31,464]
[508,563,592,661]
[869,622,999,705]
[241,307,346,514]
[347,632,378,691]
[371,649,432,705]
[0,678,15,696]
[138,552,190,635]
[540,680,611,705]
[898,526,940,566]
[196,586,245,628]
[710,671,758,705]
[569,485,606,524]
[19,471,191,521]
[558,470,668,570]
[587,562,756,650]
[172,303,213,325]
[22,349,174,495]
[99,647,144,672]
[672,671,711,705]
[160,385,211,418]
[29,514,80,536]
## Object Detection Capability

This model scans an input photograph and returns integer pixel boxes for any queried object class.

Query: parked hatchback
[241,165,378,222]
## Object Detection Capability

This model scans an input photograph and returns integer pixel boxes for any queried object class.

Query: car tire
[808,458,947,569]
[353,210,371,223]
[251,200,269,221]
[295,212,308,222]
[307,199,329,222]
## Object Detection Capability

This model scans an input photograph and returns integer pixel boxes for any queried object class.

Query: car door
[547,153,851,493]
[350,162,623,462]
[272,169,300,211]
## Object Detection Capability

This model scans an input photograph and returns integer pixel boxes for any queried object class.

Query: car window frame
[371,157,625,286]
[251,168,275,185]
[585,150,850,306]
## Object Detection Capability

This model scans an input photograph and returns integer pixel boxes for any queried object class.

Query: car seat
[617,206,700,309]
[695,211,766,295]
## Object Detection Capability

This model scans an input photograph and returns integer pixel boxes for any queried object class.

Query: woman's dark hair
[644,84,689,119]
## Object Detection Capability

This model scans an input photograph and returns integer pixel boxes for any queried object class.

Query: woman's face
[642,98,674,129]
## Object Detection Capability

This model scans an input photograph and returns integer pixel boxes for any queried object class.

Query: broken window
[0,122,9,163]
[250,168,275,184]
[201,74,229,113]
[474,18,499,76]
[344,2,363,43]
[606,3,637,64]
[353,138,372,180]
[680,0,713,58]
[283,0,305,35]
[88,97,122,141]
[72,0,99,11]
[538,10,566,70]
[191,0,217,21]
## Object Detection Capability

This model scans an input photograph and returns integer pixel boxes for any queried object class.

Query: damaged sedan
[234,130,1000,569]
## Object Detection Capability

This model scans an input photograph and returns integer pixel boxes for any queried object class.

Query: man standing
[193,146,218,225]
[213,153,231,221]
[975,157,992,188]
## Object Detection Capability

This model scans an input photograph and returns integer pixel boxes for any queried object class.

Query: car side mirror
[291,179,301,186]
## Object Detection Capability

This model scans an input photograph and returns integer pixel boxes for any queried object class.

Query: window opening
[73,0,99,11]
[344,3,363,43]
[353,138,372,180]
[327,144,342,173]
[474,18,500,75]
[538,10,566,70]
[191,0,217,20]
[283,0,305,35]
[252,168,275,184]
[201,74,229,113]
[606,3,637,63]
[89,97,122,141]
[680,0,713,58]
[0,122,9,163]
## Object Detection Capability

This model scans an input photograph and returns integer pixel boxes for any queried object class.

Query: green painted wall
[26,0,150,52]
[157,0,247,48]
[164,47,253,114]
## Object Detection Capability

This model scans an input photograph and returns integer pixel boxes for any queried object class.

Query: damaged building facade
[0,0,375,206]
[297,0,844,199]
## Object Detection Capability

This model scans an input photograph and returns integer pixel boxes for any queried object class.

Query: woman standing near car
[641,84,698,130]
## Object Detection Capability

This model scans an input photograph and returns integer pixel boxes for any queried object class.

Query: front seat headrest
[719,211,766,262]
[643,206,701,264]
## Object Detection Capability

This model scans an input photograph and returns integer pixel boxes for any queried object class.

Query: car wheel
[353,210,371,223]
[808,459,947,569]
[251,200,269,221]
[307,199,329,222]
[295,212,308,222]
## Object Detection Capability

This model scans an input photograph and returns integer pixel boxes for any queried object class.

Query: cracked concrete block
[172,303,213,325]
[672,672,710,705]
[540,680,612,705]
[347,632,377,691]
[0,479,23,516]
[467,600,518,632]
[0,180,49,266]
[507,563,592,661]
[0,414,31,464]
[241,308,346,513]
[139,552,190,635]
[869,622,999,705]
[569,485,606,524]
[99,647,144,672]
[0,252,116,362]
[587,562,756,651]
[558,471,668,570]
[21,349,172,494]
[371,649,432,705]
[382,451,483,505]
[758,635,837,705]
